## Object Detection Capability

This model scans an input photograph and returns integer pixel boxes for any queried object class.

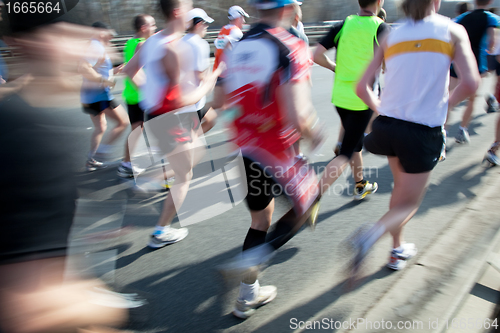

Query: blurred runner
[313,0,388,200]
[123,0,222,249]
[448,0,500,144]
[80,22,131,173]
[121,14,157,178]
[0,1,131,332]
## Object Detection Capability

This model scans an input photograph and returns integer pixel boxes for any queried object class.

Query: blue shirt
[81,39,114,104]
[454,9,500,73]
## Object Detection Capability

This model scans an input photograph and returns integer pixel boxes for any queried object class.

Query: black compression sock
[242,228,267,251]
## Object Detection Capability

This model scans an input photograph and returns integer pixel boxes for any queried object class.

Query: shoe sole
[232,292,277,319]
[117,172,134,179]
[306,200,321,230]
[147,231,189,249]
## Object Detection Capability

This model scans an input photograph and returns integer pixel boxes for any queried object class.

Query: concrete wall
[1,0,499,36]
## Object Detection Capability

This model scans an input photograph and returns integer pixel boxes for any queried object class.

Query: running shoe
[455,128,470,144]
[353,180,378,200]
[486,94,499,113]
[233,284,277,319]
[333,142,342,156]
[485,150,500,166]
[387,243,418,270]
[86,157,105,172]
[117,165,134,178]
[148,227,188,249]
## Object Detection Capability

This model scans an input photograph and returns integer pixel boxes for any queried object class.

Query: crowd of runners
[0,0,498,329]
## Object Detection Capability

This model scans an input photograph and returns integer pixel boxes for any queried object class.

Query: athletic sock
[242,228,267,251]
[153,225,170,235]
[238,280,259,301]
[459,126,468,131]
[266,220,295,251]
[360,223,386,251]
[121,161,132,168]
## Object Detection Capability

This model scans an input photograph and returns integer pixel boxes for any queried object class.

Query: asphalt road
[62,62,500,333]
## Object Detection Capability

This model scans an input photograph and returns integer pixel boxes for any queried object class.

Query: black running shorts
[336,106,373,159]
[127,103,145,124]
[364,116,444,174]
[82,99,119,116]
[243,157,281,211]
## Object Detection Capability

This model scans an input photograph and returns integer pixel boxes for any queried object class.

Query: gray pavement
[64,63,500,333]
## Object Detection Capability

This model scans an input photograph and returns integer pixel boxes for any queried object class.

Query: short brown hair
[401,0,433,20]
[359,0,378,9]
[457,2,470,14]
[159,0,181,20]
[476,0,492,6]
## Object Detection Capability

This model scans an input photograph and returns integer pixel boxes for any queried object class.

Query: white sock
[121,161,132,168]
[459,126,468,131]
[153,225,170,234]
[239,280,259,301]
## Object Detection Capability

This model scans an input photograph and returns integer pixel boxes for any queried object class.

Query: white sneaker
[232,284,277,319]
[387,243,417,270]
[148,227,188,248]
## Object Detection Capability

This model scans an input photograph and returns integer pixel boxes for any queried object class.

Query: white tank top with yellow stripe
[378,14,453,127]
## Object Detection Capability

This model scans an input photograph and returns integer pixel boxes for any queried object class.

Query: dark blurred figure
[0,1,128,332]
[377,7,387,21]
[457,1,471,15]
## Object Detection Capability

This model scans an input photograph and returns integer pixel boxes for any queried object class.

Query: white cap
[186,8,214,24]
[228,6,249,20]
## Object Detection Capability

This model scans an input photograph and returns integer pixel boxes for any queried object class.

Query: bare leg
[89,113,107,157]
[103,105,130,161]
[383,157,431,248]
[318,155,350,196]
[350,151,364,183]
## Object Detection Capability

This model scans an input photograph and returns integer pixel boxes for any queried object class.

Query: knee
[95,121,107,134]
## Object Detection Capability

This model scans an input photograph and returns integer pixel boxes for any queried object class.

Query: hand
[113,64,125,75]
[102,79,116,89]
[215,61,227,76]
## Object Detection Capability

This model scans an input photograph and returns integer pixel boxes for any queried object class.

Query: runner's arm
[356,36,386,113]
[278,80,320,142]
[78,61,115,88]
[122,44,147,88]
[162,44,223,108]
[313,44,336,72]
[448,22,480,108]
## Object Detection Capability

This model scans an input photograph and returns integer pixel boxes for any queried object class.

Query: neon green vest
[332,15,383,110]
[123,38,145,105]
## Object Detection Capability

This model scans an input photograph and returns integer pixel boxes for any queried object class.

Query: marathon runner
[221,0,323,319]
[313,0,388,200]
[123,0,223,249]
[354,0,479,276]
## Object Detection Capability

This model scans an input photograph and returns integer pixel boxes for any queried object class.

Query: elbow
[355,82,365,100]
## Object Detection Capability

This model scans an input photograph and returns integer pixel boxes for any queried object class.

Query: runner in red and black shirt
[221,0,324,319]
